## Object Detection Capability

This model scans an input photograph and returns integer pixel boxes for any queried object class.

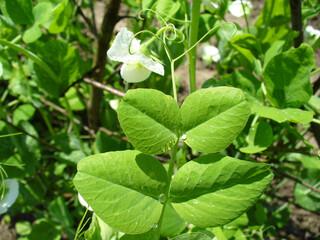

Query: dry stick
[289,0,303,48]
[40,97,96,138]
[71,0,98,37]
[83,78,125,98]
[87,0,120,131]
[271,166,320,194]
[0,117,61,151]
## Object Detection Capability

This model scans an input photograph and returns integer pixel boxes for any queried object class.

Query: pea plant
[0,0,320,239]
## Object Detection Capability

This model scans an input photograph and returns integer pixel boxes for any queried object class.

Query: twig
[71,0,98,37]
[84,78,125,97]
[89,0,97,34]
[99,127,128,142]
[271,166,320,194]
[0,117,61,151]
[40,97,96,138]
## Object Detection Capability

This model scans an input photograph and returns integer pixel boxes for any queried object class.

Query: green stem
[241,0,251,34]
[312,118,320,125]
[188,0,201,94]
[171,62,178,102]
[311,67,320,76]
[156,143,178,239]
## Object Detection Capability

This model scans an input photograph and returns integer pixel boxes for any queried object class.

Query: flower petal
[120,63,151,83]
[0,179,19,214]
[78,193,93,211]
[107,28,141,63]
[228,0,252,17]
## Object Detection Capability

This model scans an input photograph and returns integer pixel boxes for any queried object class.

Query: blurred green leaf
[160,202,187,237]
[171,232,213,240]
[26,219,61,240]
[240,122,273,154]
[49,196,73,227]
[4,0,33,25]
[251,103,314,124]
[294,168,320,211]
[264,44,314,108]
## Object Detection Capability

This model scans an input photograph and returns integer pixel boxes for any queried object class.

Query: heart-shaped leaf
[181,87,251,153]
[117,89,180,155]
[170,153,273,227]
[73,150,168,234]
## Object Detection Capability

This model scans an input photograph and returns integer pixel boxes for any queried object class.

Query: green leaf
[156,0,181,22]
[26,219,61,240]
[33,2,53,24]
[48,196,73,227]
[294,168,320,211]
[47,0,72,34]
[117,89,180,155]
[181,87,251,153]
[15,221,31,236]
[5,0,33,25]
[160,202,187,237]
[287,153,320,170]
[251,103,314,124]
[171,232,212,240]
[240,122,273,154]
[120,230,158,240]
[74,150,168,234]
[33,39,87,98]
[263,40,285,70]
[170,154,273,227]
[0,61,3,77]
[12,104,36,125]
[23,25,43,43]
[85,214,114,240]
[264,43,314,108]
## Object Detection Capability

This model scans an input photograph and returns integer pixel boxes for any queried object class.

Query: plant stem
[171,62,178,101]
[188,0,201,94]
[87,0,120,131]
[289,0,303,48]
[241,0,251,34]
[156,143,178,239]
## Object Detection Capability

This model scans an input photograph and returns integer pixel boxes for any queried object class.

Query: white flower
[107,28,164,83]
[306,25,320,38]
[228,0,252,17]
[78,193,93,211]
[201,45,221,65]
[0,179,19,214]
[109,99,119,111]
[203,0,218,10]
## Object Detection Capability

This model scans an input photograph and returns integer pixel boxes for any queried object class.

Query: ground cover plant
[0,0,320,239]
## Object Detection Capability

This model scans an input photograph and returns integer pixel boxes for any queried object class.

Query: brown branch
[87,0,121,130]
[40,97,96,137]
[271,166,320,194]
[72,0,98,37]
[84,78,125,98]
[0,117,61,151]
[290,0,303,48]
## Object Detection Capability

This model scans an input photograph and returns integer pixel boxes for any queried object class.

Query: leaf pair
[74,151,273,235]
[117,87,251,154]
